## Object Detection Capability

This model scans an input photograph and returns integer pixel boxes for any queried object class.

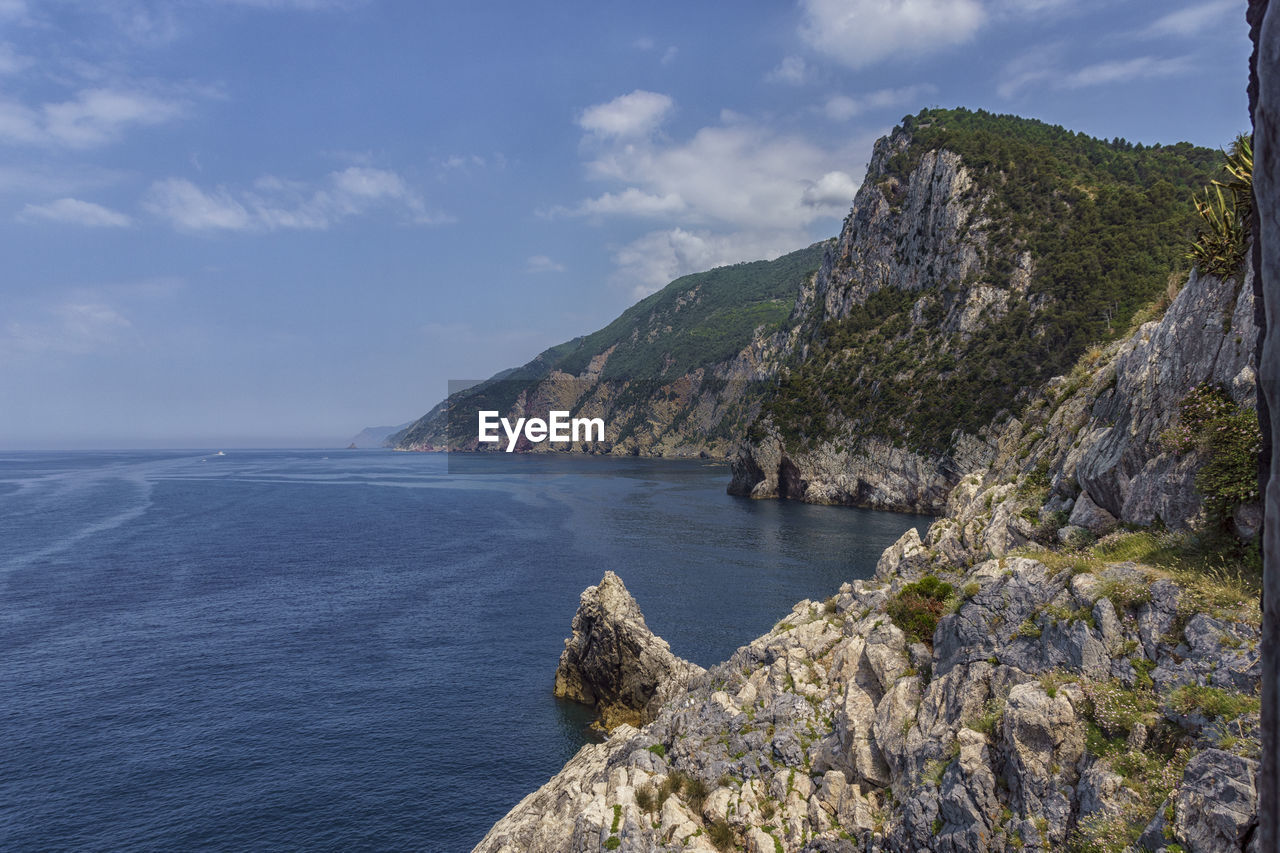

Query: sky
[0,0,1255,449]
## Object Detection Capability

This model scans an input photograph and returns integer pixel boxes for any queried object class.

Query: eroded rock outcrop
[481,552,1260,852]
[479,249,1263,851]
[554,571,704,731]
[1074,265,1257,529]
[912,260,1261,569]
[729,428,964,513]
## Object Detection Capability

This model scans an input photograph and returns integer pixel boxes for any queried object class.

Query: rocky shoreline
[477,556,1259,852]
[474,260,1263,852]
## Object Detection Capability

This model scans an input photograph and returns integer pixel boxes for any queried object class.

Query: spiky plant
[1190,133,1253,279]
[1218,132,1253,221]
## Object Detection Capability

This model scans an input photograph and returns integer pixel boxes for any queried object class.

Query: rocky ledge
[479,551,1260,853]
[554,571,705,731]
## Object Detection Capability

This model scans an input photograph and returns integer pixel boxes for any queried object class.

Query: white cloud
[331,165,409,202]
[0,87,188,149]
[45,89,186,147]
[801,171,860,208]
[1143,0,1237,38]
[145,166,450,232]
[612,228,814,299]
[999,50,1192,97]
[0,100,42,144]
[798,0,985,69]
[991,0,1072,13]
[525,255,565,273]
[767,56,811,85]
[440,153,486,171]
[822,84,937,121]
[1064,56,1191,88]
[578,90,674,139]
[823,96,860,122]
[633,38,677,64]
[555,188,687,219]
[578,119,860,230]
[19,197,132,227]
[144,179,251,230]
[562,100,870,295]
[996,43,1062,97]
[105,3,181,44]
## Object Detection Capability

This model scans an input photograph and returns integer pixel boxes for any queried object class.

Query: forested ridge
[760,107,1225,453]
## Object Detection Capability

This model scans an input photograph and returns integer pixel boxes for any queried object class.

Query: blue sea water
[0,450,929,851]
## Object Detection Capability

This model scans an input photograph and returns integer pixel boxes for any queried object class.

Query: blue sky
[0,0,1253,448]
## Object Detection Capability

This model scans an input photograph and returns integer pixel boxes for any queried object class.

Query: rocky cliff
[731,110,1222,513]
[554,571,705,731]
[924,259,1260,565]
[396,110,1219,477]
[475,262,1263,852]
[479,567,1259,853]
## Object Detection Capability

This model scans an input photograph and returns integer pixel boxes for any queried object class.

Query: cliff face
[729,428,974,513]
[727,131,999,512]
[924,260,1259,568]
[474,262,1262,853]
[727,135,1005,511]
[731,110,1221,513]
[1249,0,1277,841]
[479,569,1259,853]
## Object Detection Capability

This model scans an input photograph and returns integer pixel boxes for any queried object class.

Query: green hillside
[393,241,827,449]
[554,244,826,380]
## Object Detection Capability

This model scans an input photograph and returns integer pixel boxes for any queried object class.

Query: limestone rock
[731,432,964,513]
[1067,491,1118,535]
[874,527,928,580]
[481,549,1260,853]
[1075,263,1258,529]
[1000,683,1084,844]
[472,725,641,853]
[554,571,704,729]
[1170,750,1259,852]
[729,130,1000,514]
[1057,524,1093,548]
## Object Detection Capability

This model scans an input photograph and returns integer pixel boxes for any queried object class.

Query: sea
[0,450,930,851]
